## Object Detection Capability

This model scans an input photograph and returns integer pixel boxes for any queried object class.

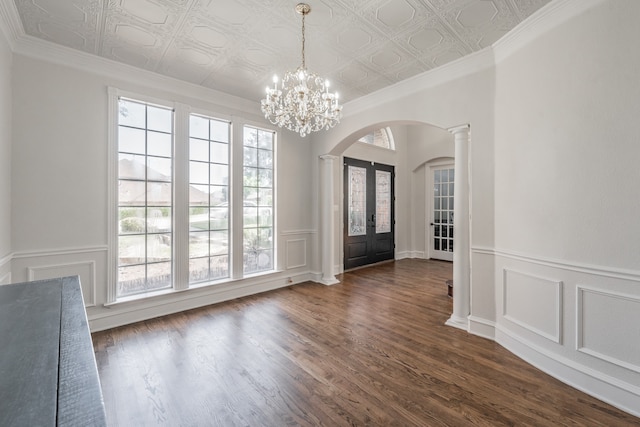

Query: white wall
[493,0,640,416]
[0,21,11,284]
[406,125,454,259]
[12,56,108,252]
[9,51,316,330]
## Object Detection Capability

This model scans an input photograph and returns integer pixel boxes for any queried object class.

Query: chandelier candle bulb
[260,3,342,137]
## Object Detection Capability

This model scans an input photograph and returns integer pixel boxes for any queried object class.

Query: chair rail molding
[492,248,640,281]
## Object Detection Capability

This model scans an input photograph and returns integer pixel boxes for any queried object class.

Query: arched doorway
[317,122,472,330]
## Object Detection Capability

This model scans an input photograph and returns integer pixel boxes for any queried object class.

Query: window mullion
[173,103,191,291]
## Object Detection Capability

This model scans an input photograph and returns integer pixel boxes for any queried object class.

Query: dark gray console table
[0,276,107,426]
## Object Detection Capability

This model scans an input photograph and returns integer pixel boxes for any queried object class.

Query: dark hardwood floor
[92,259,640,426]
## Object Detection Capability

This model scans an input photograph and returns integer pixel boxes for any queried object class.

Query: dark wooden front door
[343,157,395,270]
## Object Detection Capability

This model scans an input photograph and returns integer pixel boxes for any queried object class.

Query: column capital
[447,124,470,136]
[319,154,339,161]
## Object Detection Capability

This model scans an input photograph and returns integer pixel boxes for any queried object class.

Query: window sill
[104,269,283,308]
[104,286,180,307]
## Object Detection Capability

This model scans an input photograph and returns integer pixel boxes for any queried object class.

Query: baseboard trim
[445,315,468,331]
[496,325,640,418]
[396,251,425,260]
[468,315,495,340]
[89,272,312,332]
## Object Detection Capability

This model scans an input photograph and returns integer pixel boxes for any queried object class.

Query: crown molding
[11,34,261,116]
[344,0,609,118]
[3,0,607,120]
[344,46,495,117]
[0,0,23,50]
[1,0,260,115]
[493,0,606,63]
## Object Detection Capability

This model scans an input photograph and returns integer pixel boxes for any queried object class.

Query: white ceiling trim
[345,46,495,117]
[0,0,23,50]
[1,0,571,120]
[7,0,553,104]
[347,0,598,117]
[11,32,260,116]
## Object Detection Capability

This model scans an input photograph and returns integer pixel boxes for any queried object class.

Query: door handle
[370,214,375,226]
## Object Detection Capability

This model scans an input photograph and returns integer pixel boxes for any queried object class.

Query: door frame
[426,158,454,261]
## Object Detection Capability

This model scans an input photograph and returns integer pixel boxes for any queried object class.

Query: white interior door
[430,165,454,261]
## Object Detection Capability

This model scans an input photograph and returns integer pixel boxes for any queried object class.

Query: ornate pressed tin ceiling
[10,0,551,103]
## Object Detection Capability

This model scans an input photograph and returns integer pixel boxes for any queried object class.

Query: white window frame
[107,88,278,303]
[187,113,232,286]
[357,127,395,150]
[242,124,277,276]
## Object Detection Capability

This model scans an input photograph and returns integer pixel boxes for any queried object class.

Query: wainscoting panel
[286,238,306,269]
[0,272,10,285]
[577,286,640,373]
[281,230,315,274]
[502,268,563,343]
[12,246,107,308]
[492,248,640,417]
[0,252,11,285]
[27,261,96,307]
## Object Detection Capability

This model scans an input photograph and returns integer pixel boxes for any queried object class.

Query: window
[357,127,395,150]
[243,126,274,274]
[188,115,231,284]
[117,98,174,298]
[110,90,277,302]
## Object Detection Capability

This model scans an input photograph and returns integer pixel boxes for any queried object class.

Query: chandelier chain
[301,11,306,70]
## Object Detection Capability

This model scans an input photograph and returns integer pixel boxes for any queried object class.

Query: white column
[319,155,339,285]
[446,125,471,330]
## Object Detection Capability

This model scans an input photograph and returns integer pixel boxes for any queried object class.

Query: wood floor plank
[93,259,640,426]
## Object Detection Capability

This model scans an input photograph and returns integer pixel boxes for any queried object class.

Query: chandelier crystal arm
[261,3,342,137]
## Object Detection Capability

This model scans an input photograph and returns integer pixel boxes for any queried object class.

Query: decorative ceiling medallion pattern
[13,0,551,103]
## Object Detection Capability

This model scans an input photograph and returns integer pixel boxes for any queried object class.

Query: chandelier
[261,3,343,137]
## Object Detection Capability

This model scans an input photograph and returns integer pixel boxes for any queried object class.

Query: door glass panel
[375,170,391,234]
[432,167,454,260]
[348,166,366,236]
